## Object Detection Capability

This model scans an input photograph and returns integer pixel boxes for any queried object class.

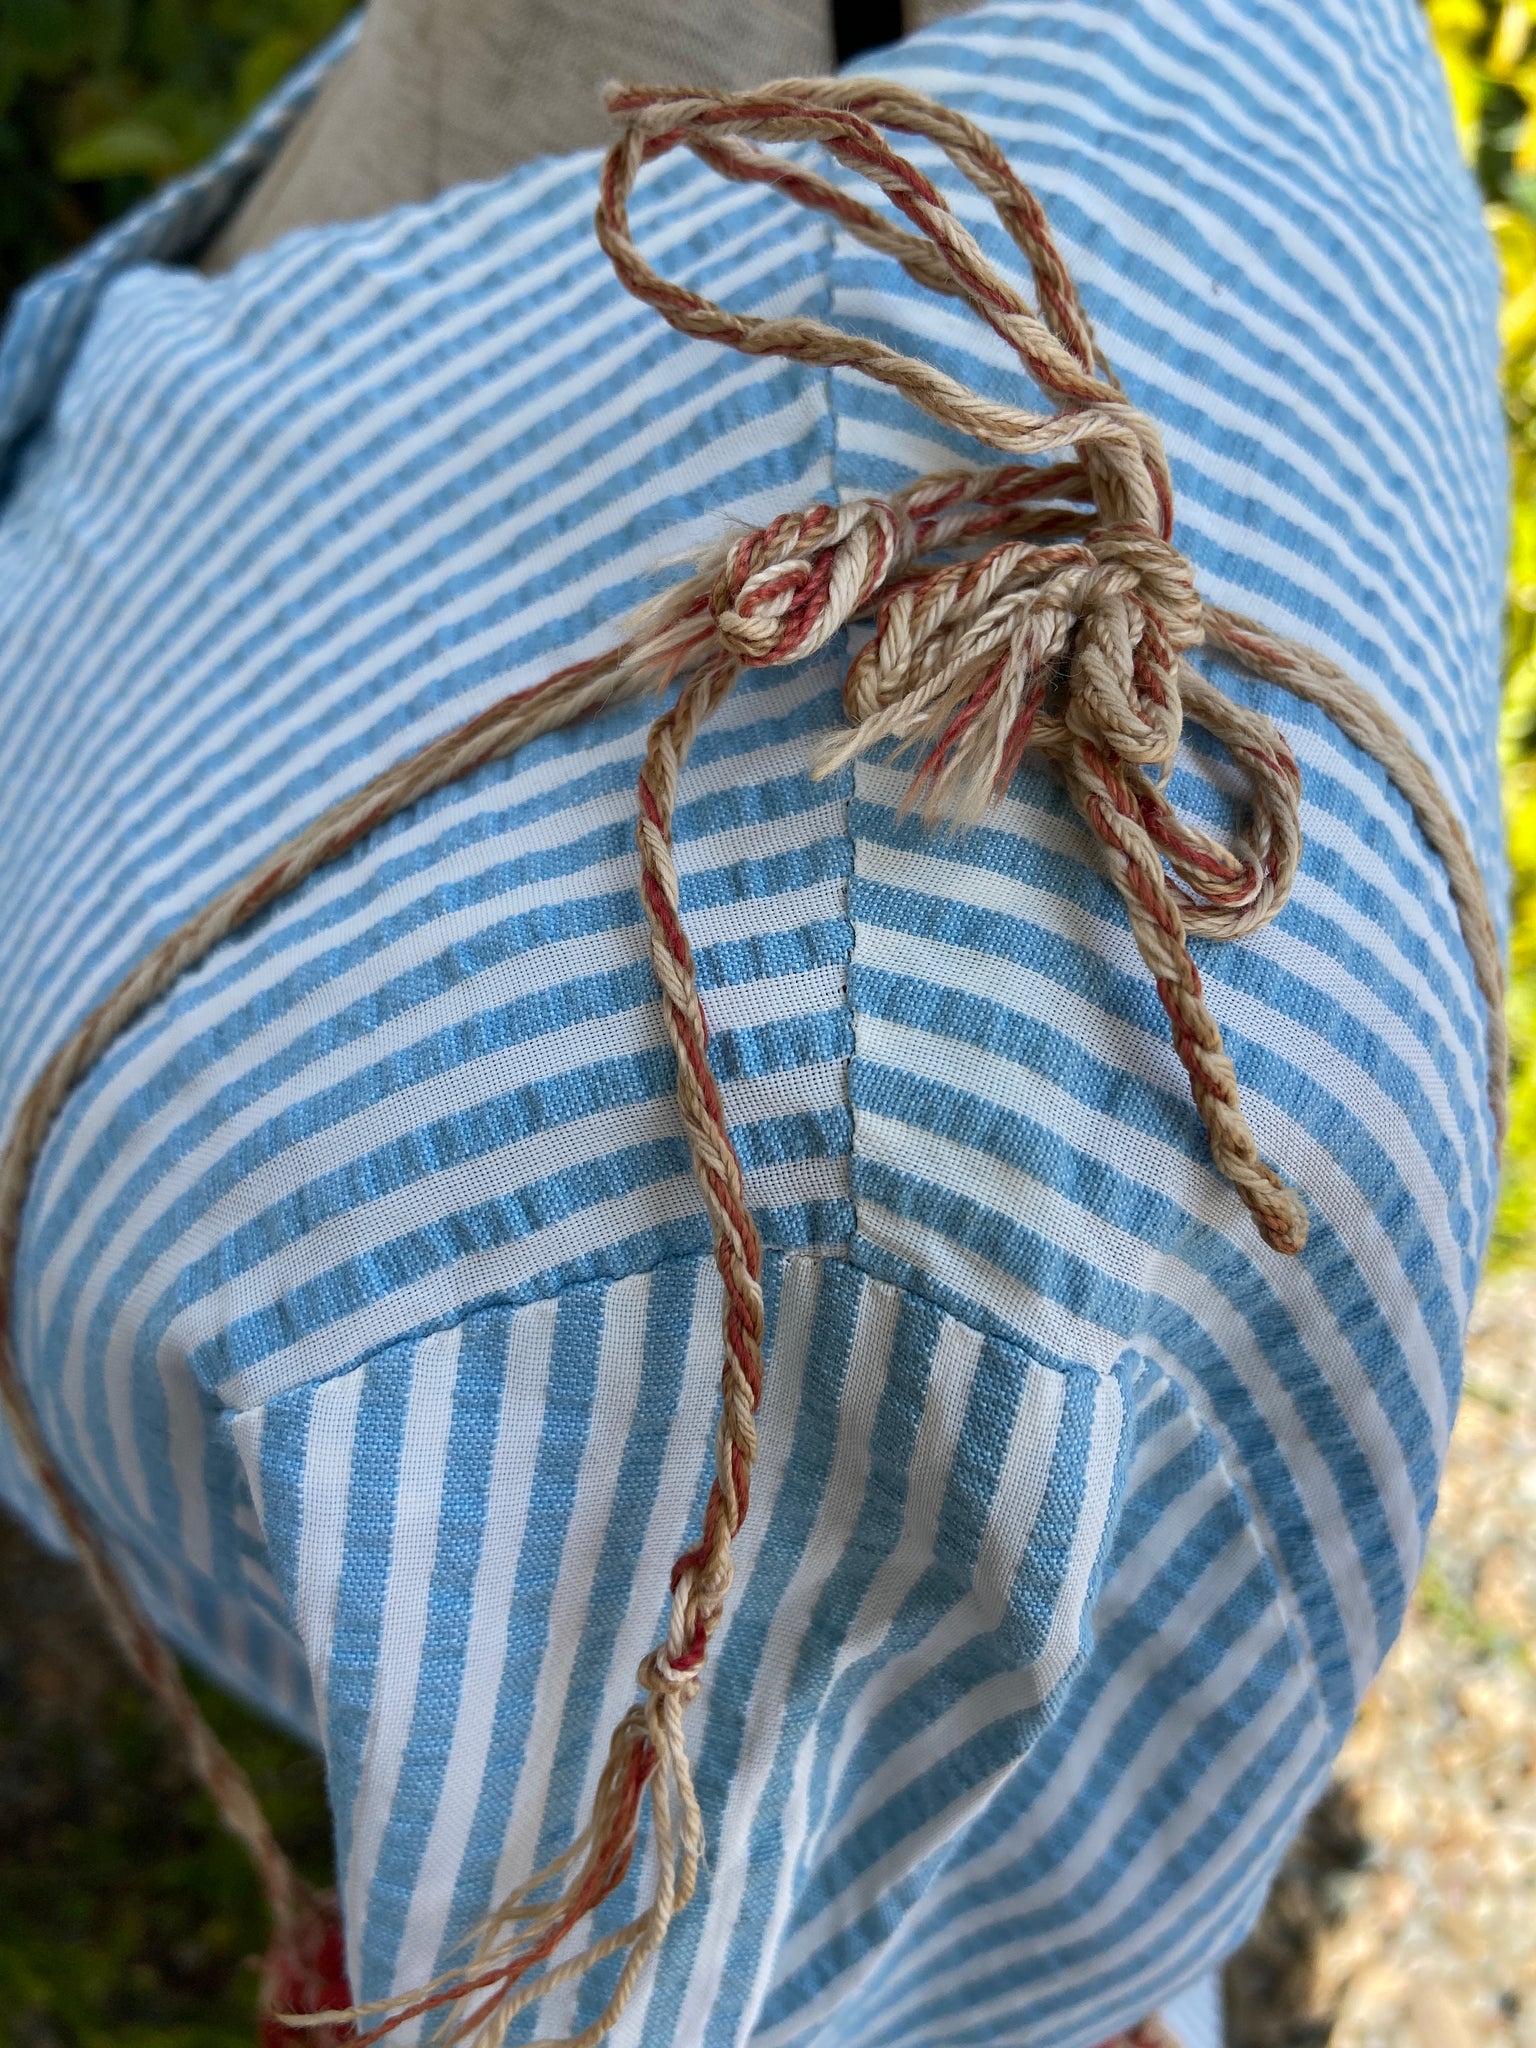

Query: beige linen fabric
[206,0,987,268]
[206,0,832,266]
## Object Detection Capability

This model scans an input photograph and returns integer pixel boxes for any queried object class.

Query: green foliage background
[0,0,346,303]
[0,4,1530,2042]
[1432,0,1536,1261]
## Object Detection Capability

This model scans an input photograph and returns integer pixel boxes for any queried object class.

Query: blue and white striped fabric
[0,4,1504,2044]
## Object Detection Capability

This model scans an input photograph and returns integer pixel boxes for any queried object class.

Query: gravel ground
[2,1278,1533,2045]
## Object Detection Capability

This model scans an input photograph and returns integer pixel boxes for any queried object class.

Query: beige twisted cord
[0,75,1505,2048]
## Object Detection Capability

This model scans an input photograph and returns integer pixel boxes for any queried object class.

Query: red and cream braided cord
[0,77,1503,2048]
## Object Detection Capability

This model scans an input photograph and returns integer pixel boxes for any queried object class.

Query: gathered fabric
[0,65,1504,2048]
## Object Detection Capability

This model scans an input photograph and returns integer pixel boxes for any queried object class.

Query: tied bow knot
[593,64,1318,1260]
[830,513,1207,815]
[699,476,1214,821]
[628,449,1308,1259]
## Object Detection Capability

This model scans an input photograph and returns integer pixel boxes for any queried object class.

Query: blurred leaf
[1489,0,1533,77]
[1425,3,1536,1268]
[1429,0,1492,147]
[57,112,180,177]
[234,27,312,113]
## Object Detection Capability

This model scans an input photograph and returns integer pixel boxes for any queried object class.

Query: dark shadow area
[0,1514,331,2048]
[833,0,905,62]
[1223,1782,1371,2048]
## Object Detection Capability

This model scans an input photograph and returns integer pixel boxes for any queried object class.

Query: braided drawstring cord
[0,76,1504,2048]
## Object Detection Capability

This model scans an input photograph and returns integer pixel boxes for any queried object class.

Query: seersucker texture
[0,3,1506,2043]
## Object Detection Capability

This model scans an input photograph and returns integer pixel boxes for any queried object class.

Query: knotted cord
[0,75,1504,2048]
